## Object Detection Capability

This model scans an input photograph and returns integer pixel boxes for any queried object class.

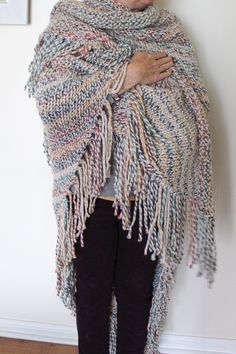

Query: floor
[0,337,78,354]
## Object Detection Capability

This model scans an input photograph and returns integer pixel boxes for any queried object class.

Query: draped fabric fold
[25,0,217,352]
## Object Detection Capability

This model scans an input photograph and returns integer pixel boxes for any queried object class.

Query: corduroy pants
[73,197,159,354]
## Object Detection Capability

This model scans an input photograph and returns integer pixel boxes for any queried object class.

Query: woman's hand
[130,50,174,85]
[116,50,174,95]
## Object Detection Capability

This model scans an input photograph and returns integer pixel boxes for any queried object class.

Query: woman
[25,0,217,353]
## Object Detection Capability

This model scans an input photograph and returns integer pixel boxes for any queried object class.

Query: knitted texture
[25,0,217,352]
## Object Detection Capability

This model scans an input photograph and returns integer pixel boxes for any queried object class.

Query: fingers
[159,60,174,73]
[136,50,174,85]
[157,55,173,65]
[158,69,172,80]
[150,51,168,60]
[152,53,174,74]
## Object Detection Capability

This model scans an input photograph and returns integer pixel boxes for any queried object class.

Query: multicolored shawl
[24,0,217,352]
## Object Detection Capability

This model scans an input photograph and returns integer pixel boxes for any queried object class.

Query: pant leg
[73,198,119,354]
[114,202,159,354]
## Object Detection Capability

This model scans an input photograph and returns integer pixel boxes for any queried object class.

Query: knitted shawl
[25,0,217,352]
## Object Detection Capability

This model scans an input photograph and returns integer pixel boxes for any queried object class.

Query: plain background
[0,0,235,343]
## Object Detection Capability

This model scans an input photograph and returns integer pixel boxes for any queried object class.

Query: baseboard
[0,318,235,354]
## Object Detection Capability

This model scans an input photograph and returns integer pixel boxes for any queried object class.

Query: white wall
[0,0,235,344]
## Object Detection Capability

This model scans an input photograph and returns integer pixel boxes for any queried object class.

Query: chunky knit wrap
[25,0,217,352]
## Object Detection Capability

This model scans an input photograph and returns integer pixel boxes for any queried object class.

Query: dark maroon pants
[73,197,159,354]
